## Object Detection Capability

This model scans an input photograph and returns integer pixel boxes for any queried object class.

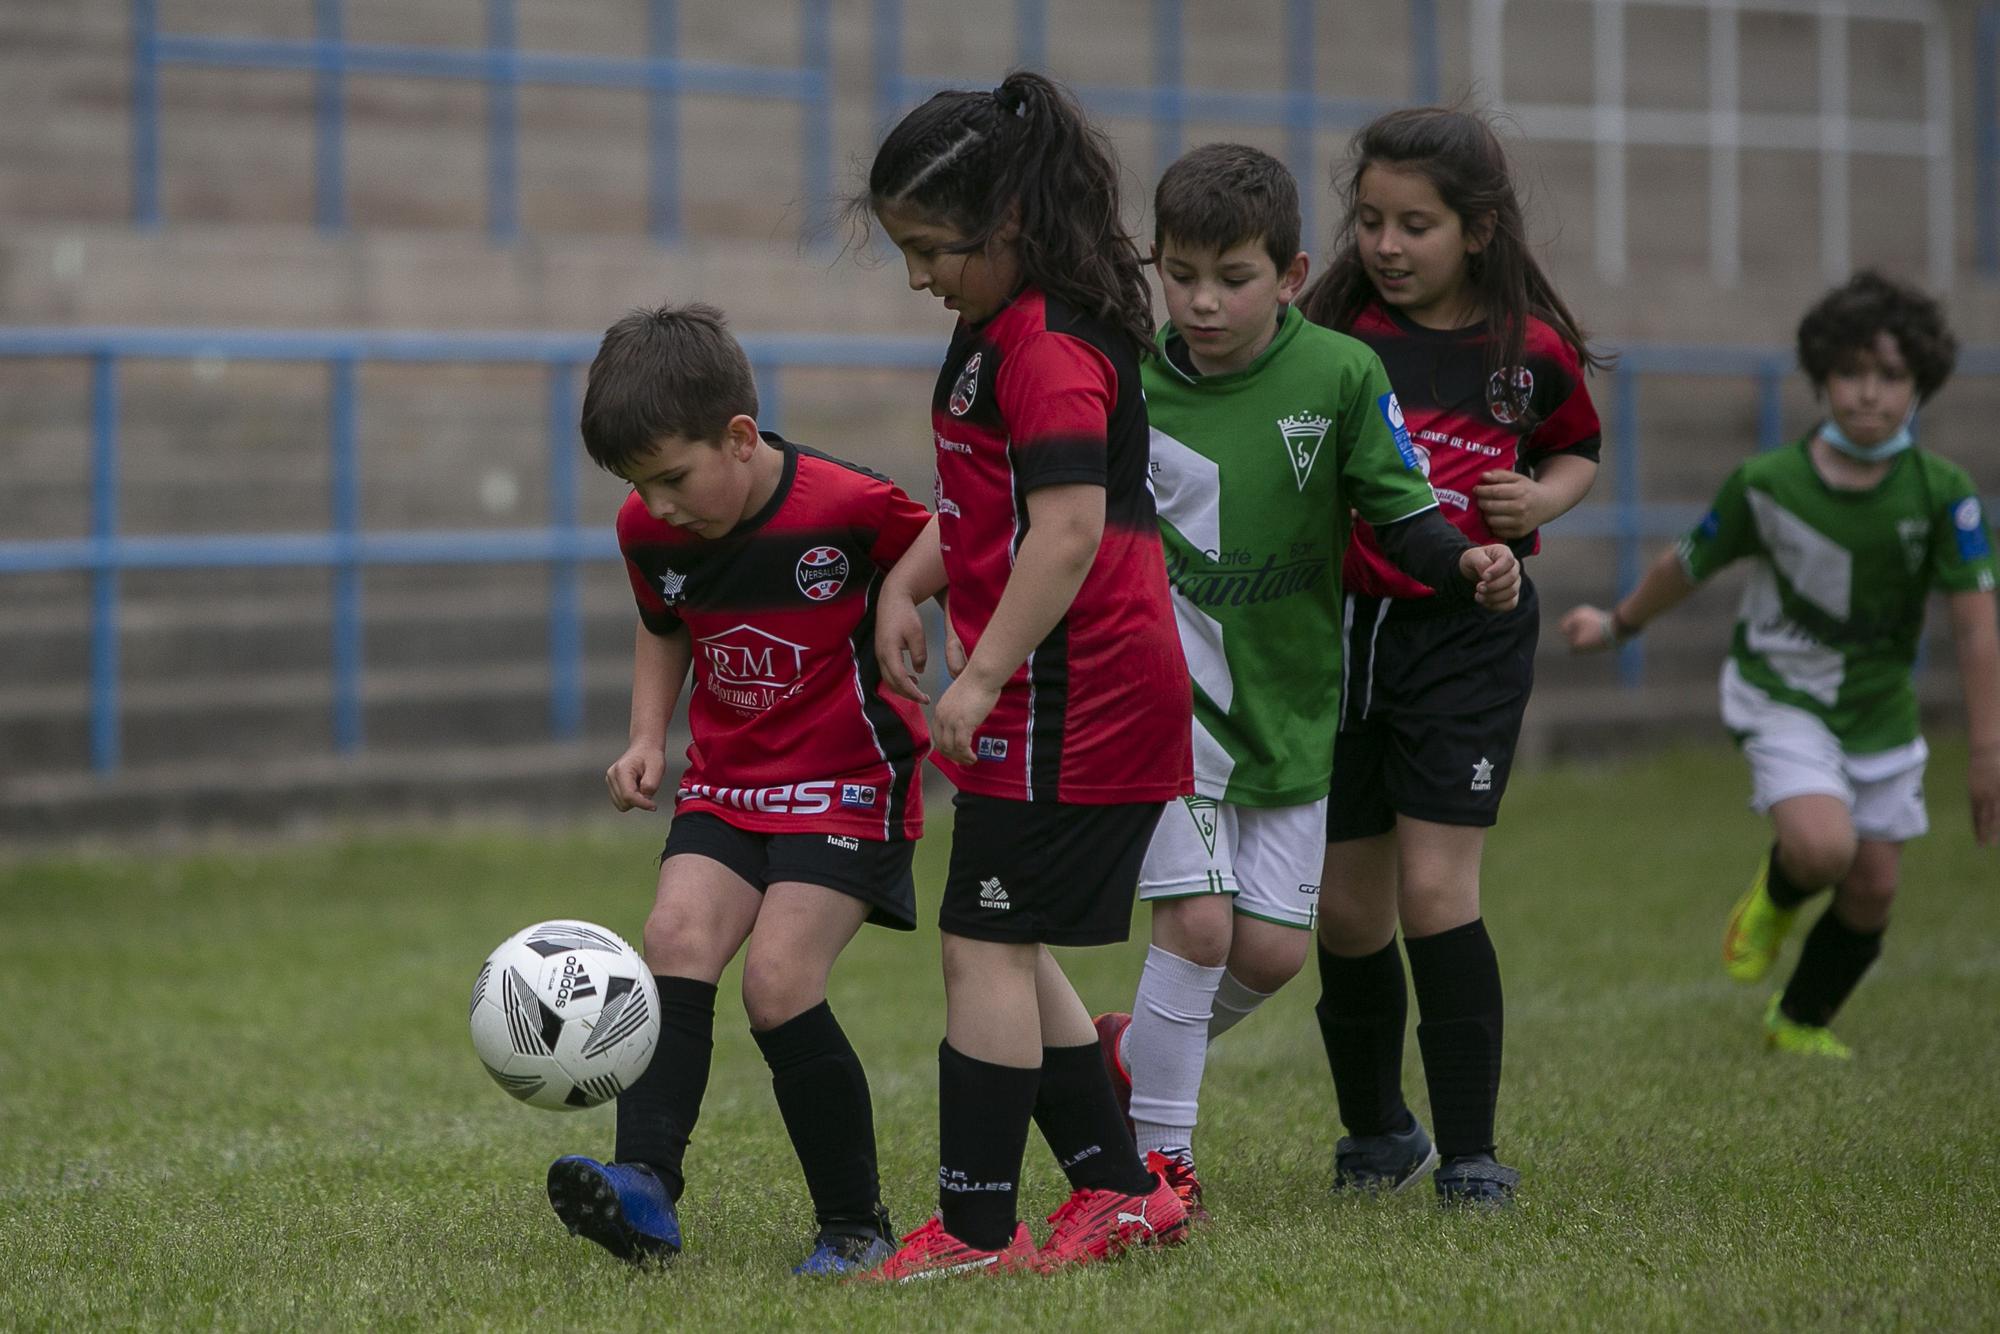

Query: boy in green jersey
[1563,271,2000,1058]
[1094,144,1521,1209]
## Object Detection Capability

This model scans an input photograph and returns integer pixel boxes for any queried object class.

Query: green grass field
[4,743,1998,1331]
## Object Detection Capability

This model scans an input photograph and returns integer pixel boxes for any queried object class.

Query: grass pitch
[3,743,1997,1331]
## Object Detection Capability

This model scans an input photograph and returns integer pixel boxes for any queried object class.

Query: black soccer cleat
[1332,1112,1440,1194]
[1432,1153,1520,1209]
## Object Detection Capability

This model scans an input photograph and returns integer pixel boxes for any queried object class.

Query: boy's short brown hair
[1153,143,1302,275]
[580,302,759,472]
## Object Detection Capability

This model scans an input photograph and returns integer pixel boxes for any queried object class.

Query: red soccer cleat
[1092,1011,1134,1134]
[1033,1151,1189,1272]
[1153,1149,1209,1225]
[853,1215,1035,1282]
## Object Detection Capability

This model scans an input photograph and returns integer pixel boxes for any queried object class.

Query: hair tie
[992,85,1027,117]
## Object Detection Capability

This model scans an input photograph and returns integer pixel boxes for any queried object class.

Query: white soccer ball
[469,919,659,1111]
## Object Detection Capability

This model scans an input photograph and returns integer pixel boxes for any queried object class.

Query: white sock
[1124,944,1224,1156]
[1207,970,1276,1042]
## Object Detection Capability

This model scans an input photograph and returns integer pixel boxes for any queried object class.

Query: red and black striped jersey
[618,435,932,840]
[929,286,1193,804]
[1341,300,1601,600]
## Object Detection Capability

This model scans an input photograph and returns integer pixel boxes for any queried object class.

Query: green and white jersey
[1143,304,1438,804]
[1678,439,1997,754]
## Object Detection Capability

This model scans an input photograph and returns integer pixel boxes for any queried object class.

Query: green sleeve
[1925,461,1998,594]
[1677,466,1759,582]
[1340,352,1440,527]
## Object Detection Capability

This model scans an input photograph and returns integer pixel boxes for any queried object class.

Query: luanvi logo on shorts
[826,834,861,852]
[1471,757,1494,792]
[978,877,1011,909]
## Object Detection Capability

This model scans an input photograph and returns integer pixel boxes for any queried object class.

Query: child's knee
[643,908,723,976]
[740,956,819,1032]
[1778,833,1857,890]
[1835,854,1899,930]
[1151,895,1233,967]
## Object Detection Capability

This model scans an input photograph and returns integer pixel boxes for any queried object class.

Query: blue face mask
[1820,404,1917,463]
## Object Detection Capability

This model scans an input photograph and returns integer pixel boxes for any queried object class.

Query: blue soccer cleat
[546,1155,681,1264]
[793,1229,895,1276]
[1332,1112,1440,1194]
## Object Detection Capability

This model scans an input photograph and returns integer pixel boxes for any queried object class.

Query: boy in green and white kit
[1564,271,2000,1058]
[1094,144,1521,1211]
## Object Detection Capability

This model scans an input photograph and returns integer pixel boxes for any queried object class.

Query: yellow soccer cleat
[1722,854,1798,983]
[1763,994,1851,1061]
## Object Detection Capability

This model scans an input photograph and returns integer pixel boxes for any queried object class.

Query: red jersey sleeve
[1523,333,1602,464]
[617,495,683,637]
[868,479,935,570]
[992,330,1114,493]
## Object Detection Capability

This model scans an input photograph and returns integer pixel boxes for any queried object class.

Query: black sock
[1314,938,1411,1138]
[937,1041,1039,1250]
[1780,907,1884,1027]
[614,974,716,1201]
[1406,919,1503,1161]
[1766,842,1817,910]
[1031,1041,1153,1194]
[751,1002,885,1236]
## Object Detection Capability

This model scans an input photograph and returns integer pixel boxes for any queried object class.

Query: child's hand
[606,743,665,813]
[932,674,1002,766]
[1970,745,2000,848]
[1474,469,1546,540]
[1460,543,1520,611]
[945,622,967,677]
[1559,604,1620,654]
[874,593,930,703]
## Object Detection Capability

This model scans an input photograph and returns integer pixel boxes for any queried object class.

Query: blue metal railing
[0,327,940,773]
[870,0,1440,251]
[6,328,1996,774]
[130,0,835,245]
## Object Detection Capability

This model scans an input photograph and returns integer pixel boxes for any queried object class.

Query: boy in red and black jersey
[545,303,932,1276]
[929,285,1191,805]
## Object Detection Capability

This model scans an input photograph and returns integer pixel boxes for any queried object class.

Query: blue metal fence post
[1615,368,1643,687]
[1285,0,1315,252]
[486,0,520,243]
[648,0,682,245]
[89,353,122,773]
[1980,4,1999,276]
[1757,361,1784,449]
[803,0,834,249]
[547,363,583,739]
[131,0,161,229]
[1016,0,1047,71]
[313,0,346,231]
[1151,0,1184,183]
[872,0,903,132]
[1410,0,1441,105]
[755,363,783,434]
[329,356,364,751]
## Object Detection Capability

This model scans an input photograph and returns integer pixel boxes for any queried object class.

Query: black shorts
[660,812,917,931]
[1327,579,1539,842]
[940,792,1166,946]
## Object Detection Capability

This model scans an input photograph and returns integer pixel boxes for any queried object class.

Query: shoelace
[1043,1190,1103,1233]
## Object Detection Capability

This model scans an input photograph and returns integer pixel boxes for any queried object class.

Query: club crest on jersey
[975,736,1009,762]
[1277,412,1331,491]
[840,783,878,809]
[1182,796,1220,856]
[1486,366,1534,424]
[949,353,982,417]
[795,545,850,602]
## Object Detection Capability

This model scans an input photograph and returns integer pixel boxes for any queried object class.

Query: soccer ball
[469,919,658,1111]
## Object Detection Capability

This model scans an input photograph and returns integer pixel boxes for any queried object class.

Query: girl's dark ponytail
[863,70,1154,357]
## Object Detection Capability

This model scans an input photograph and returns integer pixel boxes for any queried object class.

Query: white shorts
[1720,660,1929,843]
[1137,796,1324,929]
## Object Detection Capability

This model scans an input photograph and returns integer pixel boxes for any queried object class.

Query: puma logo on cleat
[1115,1203,1155,1233]
[978,877,1011,910]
